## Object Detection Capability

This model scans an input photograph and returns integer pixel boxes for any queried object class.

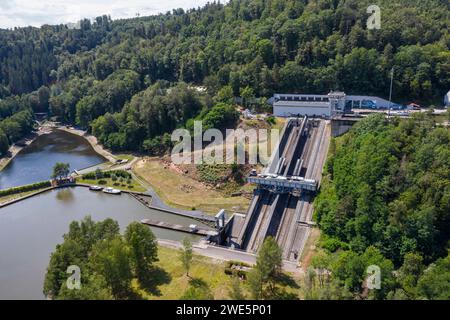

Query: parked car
[390,104,405,110]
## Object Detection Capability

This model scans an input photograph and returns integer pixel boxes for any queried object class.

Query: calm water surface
[0,130,105,189]
[0,187,206,299]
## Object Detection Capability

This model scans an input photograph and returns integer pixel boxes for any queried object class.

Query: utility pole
[388,67,394,118]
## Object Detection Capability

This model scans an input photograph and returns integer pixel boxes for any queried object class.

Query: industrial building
[272,92,393,118]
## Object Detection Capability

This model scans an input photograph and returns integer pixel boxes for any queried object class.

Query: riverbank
[0,185,54,208]
[0,122,115,172]
[56,125,117,163]
[0,126,53,171]
[0,182,216,223]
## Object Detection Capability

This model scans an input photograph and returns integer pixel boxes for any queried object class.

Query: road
[157,239,301,274]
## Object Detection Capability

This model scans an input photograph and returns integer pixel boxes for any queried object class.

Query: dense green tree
[256,237,282,282]
[200,103,240,132]
[247,268,263,300]
[240,86,255,109]
[51,162,70,179]
[316,113,450,266]
[180,238,193,277]
[0,109,34,143]
[43,216,121,297]
[416,253,450,300]
[228,275,246,300]
[180,283,214,300]
[56,274,114,300]
[247,237,283,300]
[214,85,235,105]
[43,238,85,297]
[124,222,159,281]
[391,253,425,299]
[92,81,202,152]
[89,236,133,299]
[0,128,9,155]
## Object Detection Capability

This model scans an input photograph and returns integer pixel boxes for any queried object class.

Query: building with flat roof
[273,92,345,118]
[272,92,394,117]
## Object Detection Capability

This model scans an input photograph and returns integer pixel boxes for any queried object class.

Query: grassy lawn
[433,113,449,124]
[133,246,301,300]
[134,246,233,300]
[115,154,135,161]
[272,117,287,130]
[133,158,250,214]
[77,177,147,193]
[299,227,321,271]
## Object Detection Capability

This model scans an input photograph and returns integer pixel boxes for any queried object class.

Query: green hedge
[224,260,251,279]
[82,170,131,180]
[0,180,51,197]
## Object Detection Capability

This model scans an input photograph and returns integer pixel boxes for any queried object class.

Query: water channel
[0,130,105,189]
[0,130,208,299]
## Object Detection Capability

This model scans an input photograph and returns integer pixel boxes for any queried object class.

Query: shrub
[82,170,132,180]
[98,180,107,185]
[266,116,276,125]
[82,172,96,180]
[95,168,104,179]
[320,236,349,252]
[0,181,51,197]
[224,260,251,279]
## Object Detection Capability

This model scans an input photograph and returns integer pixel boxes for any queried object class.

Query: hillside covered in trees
[313,113,449,299]
[0,0,449,155]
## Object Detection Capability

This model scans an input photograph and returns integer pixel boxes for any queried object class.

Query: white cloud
[0,0,214,29]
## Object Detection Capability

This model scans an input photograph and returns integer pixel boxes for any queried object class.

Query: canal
[0,187,207,299]
[0,129,106,190]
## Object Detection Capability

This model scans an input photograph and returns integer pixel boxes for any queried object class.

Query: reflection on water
[0,130,106,190]
[0,187,206,299]
[55,188,75,203]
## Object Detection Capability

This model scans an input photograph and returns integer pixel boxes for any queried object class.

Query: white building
[445,90,450,107]
[273,92,394,117]
[273,92,346,118]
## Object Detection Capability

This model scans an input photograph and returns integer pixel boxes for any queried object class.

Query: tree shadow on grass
[138,266,172,297]
[275,273,300,289]
[180,277,214,300]
[188,277,208,289]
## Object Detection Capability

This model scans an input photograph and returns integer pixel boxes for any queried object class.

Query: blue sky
[0,0,215,29]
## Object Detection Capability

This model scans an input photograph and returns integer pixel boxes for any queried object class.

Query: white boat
[102,187,121,195]
[89,185,103,191]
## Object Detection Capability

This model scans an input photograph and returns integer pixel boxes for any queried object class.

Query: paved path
[157,239,301,274]
[131,171,216,222]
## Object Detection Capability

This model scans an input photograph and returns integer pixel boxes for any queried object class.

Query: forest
[1,0,448,300]
[0,0,449,155]
[314,113,449,299]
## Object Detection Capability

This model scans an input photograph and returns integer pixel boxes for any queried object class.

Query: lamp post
[388,67,394,118]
